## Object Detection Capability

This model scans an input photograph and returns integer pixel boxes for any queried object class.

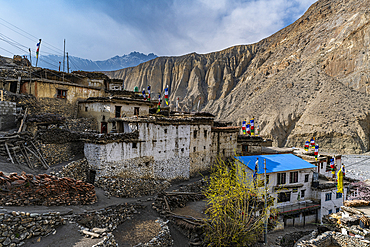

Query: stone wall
[84,122,216,181]
[0,101,16,131]
[296,231,370,247]
[95,177,170,198]
[0,210,65,247]
[75,203,144,231]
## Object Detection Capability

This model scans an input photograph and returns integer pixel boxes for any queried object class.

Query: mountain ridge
[31,51,157,72]
[104,0,370,154]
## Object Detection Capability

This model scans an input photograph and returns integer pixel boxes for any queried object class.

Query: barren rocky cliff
[105,0,370,154]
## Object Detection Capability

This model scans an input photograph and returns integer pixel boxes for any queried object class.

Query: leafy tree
[203,158,276,246]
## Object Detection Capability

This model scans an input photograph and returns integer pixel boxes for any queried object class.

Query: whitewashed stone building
[84,114,239,181]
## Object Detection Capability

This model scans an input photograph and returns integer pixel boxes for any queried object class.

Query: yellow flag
[337,167,343,193]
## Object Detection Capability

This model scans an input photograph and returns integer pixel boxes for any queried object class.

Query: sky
[0,0,317,61]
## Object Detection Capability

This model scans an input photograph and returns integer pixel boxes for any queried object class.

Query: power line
[0,20,63,56]
[0,46,14,55]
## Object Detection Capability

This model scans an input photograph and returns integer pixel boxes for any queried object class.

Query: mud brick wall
[0,211,65,247]
[0,172,96,206]
[0,101,16,130]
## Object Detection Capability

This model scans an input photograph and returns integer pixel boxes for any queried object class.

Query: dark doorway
[87,170,96,185]
[115,106,121,118]
[10,82,17,93]
[101,122,107,134]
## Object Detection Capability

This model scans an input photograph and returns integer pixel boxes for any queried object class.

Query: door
[101,122,107,134]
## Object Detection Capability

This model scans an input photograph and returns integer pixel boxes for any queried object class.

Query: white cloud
[0,0,317,60]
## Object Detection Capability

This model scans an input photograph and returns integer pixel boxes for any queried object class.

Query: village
[0,55,370,247]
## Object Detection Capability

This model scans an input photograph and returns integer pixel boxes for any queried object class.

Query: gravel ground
[342,154,370,181]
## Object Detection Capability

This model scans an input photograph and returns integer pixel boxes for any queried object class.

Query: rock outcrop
[105,0,370,154]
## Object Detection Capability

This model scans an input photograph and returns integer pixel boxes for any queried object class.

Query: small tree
[203,158,276,246]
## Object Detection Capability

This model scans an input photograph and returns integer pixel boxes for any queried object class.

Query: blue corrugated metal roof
[235,154,316,174]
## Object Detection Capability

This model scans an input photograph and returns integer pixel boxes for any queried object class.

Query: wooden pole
[30,141,49,169]
[25,146,48,169]
[20,144,33,169]
[5,143,14,164]
[264,159,267,244]
[67,52,69,73]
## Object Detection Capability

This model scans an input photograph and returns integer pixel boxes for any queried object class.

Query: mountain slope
[105,0,370,154]
[33,52,157,72]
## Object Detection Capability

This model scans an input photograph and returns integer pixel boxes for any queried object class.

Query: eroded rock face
[105,0,370,154]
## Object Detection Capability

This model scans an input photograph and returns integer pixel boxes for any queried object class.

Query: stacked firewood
[0,171,96,206]
[0,132,49,169]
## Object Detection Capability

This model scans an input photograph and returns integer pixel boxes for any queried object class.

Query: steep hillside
[105,0,370,154]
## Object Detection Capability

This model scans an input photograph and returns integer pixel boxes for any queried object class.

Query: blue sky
[0,0,316,61]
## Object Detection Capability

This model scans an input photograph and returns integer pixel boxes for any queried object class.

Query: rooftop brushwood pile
[0,171,96,206]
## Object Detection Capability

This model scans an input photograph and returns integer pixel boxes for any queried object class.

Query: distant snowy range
[31,51,157,72]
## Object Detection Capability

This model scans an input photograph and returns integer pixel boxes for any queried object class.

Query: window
[134,107,140,115]
[204,146,206,150]
[290,172,298,183]
[181,148,184,153]
[278,192,291,203]
[193,130,197,138]
[336,192,342,199]
[301,190,305,198]
[328,209,333,214]
[325,193,332,201]
[277,173,286,185]
[336,208,340,213]
[292,188,298,193]
[204,130,207,138]
[164,129,167,134]
[193,147,196,152]
[266,175,269,184]
[57,89,67,99]
[305,174,309,183]
[132,142,137,148]
[115,106,121,118]
[85,106,88,112]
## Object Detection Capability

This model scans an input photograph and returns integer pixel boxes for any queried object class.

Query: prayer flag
[164,86,169,105]
[330,158,335,175]
[246,124,251,135]
[314,145,319,161]
[310,138,315,150]
[250,118,255,136]
[36,40,41,59]
[142,88,146,99]
[147,85,151,101]
[304,141,309,152]
[342,165,345,177]
[242,120,246,135]
[337,167,343,193]
[157,94,161,113]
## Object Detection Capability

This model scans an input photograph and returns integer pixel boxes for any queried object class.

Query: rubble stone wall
[0,211,65,247]
[296,231,370,247]
[0,101,16,130]
[41,142,84,166]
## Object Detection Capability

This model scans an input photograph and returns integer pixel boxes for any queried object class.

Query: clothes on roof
[235,153,316,174]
